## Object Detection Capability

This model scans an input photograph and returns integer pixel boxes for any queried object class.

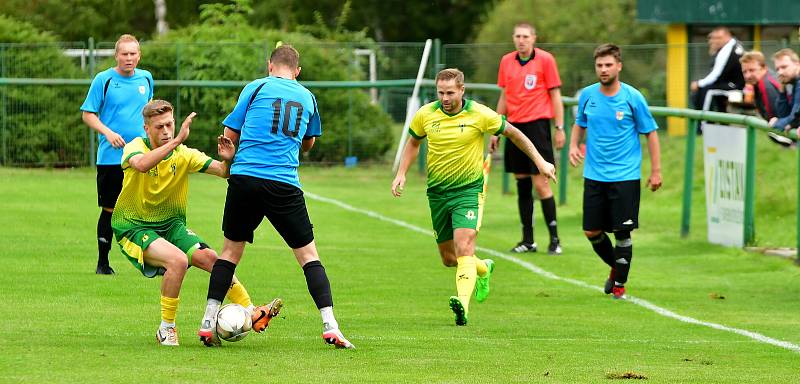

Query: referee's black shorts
[503,119,555,174]
[582,178,640,233]
[222,175,314,249]
[96,164,123,208]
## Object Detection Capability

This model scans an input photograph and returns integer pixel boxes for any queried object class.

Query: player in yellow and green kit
[391,68,556,325]
[112,100,281,346]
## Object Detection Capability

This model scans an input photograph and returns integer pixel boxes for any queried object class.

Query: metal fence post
[88,37,96,168]
[743,124,756,245]
[680,118,697,238]
[558,109,571,205]
[175,43,181,118]
[797,143,799,263]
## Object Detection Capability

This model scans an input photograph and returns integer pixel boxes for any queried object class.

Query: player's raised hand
[105,131,126,148]
[568,144,584,167]
[217,135,235,161]
[175,112,196,144]
[391,175,406,197]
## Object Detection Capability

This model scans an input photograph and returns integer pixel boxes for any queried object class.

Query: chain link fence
[2,40,798,167]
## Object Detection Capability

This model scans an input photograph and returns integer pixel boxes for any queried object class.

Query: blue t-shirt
[80,67,153,165]
[223,76,322,188]
[575,82,658,182]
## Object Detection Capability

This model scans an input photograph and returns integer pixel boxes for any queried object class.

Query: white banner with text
[702,123,746,247]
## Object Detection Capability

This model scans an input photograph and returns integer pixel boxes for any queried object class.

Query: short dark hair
[142,99,174,124]
[594,43,622,62]
[270,44,300,69]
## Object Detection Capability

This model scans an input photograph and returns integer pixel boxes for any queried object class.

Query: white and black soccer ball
[216,303,252,342]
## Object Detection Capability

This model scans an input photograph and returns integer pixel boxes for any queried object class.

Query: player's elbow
[81,111,96,124]
[302,137,316,152]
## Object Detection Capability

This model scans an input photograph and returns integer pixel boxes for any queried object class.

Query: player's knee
[613,231,632,247]
[192,246,217,270]
[165,254,189,273]
[584,229,603,238]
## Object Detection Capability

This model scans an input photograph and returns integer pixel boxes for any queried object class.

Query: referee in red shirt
[490,22,565,255]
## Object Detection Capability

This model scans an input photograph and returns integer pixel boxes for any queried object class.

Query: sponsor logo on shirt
[616,111,625,121]
[524,74,537,90]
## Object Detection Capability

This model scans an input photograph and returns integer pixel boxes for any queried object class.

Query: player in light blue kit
[80,34,153,275]
[568,44,662,300]
[198,44,354,349]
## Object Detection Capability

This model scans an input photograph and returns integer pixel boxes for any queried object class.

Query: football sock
[588,232,615,267]
[455,256,477,313]
[516,177,534,243]
[160,295,179,324]
[474,256,488,277]
[540,196,559,241]
[303,260,334,309]
[225,279,252,308]
[320,306,339,330]
[613,231,633,286]
[207,259,237,302]
[97,210,113,266]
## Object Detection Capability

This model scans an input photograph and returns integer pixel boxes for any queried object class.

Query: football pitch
[1,137,798,383]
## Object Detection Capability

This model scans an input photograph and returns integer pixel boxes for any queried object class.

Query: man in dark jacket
[740,51,781,120]
[691,27,745,113]
[768,48,800,147]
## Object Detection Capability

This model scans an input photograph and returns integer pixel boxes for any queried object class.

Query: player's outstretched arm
[391,137,422,197]
[501,122,556,181]
[568,124,586,167]
[129,112,196,173]
[645,130,662,191]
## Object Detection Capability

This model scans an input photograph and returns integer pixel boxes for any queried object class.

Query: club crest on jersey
[524,74,537,90]
[616,111,625,120]
[465,210,476,220]
[139,85,146,95]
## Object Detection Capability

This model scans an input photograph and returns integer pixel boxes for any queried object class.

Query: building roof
[637,0,800,25]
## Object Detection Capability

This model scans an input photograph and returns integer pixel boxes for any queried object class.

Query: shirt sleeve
[496,56,507,88]
[408,110,427,139]
[181,145,213,173]
[632,89,658,134]
[304,95,322,138]
[575,90,589,128]
[773,84,800,129]
[80,73,106,113]
[146,72,155,101]
[480,104,506,135]
[697,39,736,88]
[222,82,259,132]
[121,138,146,169]
[543,54,562,89]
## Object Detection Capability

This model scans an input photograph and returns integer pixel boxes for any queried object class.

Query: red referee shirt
[497,48,561,123]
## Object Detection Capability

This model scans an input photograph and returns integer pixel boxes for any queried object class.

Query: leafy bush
[0,15,86,166]
[136,1,394,163]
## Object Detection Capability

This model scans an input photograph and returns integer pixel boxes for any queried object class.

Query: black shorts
[222,175,314,249]
[582,178,640,232]
[503,119,555,174]
[96,165,123,208]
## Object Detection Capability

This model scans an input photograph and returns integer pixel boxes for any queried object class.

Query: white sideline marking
[306,191,800,354]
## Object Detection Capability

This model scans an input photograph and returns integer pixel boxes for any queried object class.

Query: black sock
[303,260,333,309]
[97,210,113,266]
[516,177,534,243]
[208,259,237,302]
[588,232,615,267]
[613,231,633,286]
[540,196,558,241]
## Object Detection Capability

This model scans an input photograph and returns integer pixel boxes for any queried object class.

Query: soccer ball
[216,303,252,342]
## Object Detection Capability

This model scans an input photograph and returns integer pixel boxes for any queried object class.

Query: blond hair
[513,22,535,35]
[740,51,766,67]
[773,48,800,63]
[114,34,140,54]
[435,68,465,87]
[142,100,174,124]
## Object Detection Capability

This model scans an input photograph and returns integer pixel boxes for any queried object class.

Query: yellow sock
[474,256,488,277]
[455,256,477,313]
[160,295,179,324]
[226,280,253,308]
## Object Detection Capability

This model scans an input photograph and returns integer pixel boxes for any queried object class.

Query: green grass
[0,134,798,383]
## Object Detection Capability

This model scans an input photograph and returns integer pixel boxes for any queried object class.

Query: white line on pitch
[306,191,800,354]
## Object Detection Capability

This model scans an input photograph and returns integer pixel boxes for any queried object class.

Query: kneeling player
[112,100,281,346]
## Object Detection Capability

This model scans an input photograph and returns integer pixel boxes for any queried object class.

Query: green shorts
[427,184,485,243]
[114,220,205,278]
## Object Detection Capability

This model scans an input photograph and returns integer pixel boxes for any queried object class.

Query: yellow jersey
[409,99,505,193]
[112,137,213,231]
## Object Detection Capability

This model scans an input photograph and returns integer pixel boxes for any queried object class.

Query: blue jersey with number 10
[223,76,322,188]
